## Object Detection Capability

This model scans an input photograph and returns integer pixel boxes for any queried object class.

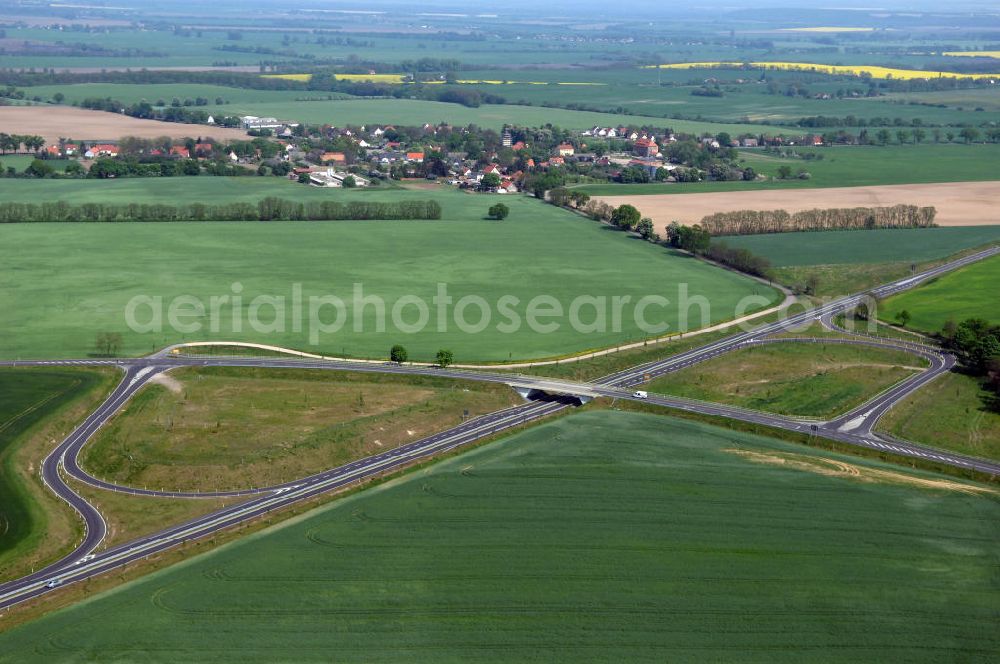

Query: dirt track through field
[596,181,1000,231]
[0,106,250,143]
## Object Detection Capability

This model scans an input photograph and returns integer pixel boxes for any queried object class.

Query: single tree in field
[610,204,641,230]
[341,175,356,188]
[896,129,910,145]
[912,128,926,144]
[390,344,408,363]
[896,310,911,328]
[24,159,54,178]
[435,349,454,368]
[776,165,792,179]
[487,203,509,220]
[95,332,123,357]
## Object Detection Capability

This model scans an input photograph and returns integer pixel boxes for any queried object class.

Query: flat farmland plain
[0,106,249,143]
[595,180,1000,231]
[0,190,779,362]
[719,226,1000,266]
[0,411,995,662]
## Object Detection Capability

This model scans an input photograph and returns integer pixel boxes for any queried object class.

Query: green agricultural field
[82,366,520,492]
[879,88,1000,113]
[0,155,70,174]
[879,372,1000,461]
[195,98,765,133]
[458,68,1000,127]
[881,254,1000,333]
[645,341,924,418]
[0,368,107,576]
[1,411,996,661]
[720,226,1000,267]
[0,175,401,205]
[577,144,1000,195]
[0,188,780,361]
[20,83,353,107]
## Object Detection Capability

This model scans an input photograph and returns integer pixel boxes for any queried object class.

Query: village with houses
[4,113,834,191]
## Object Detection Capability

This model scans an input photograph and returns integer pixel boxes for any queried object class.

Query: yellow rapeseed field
[942,51,1000,59]
[263,73,312,82]
[263,73,408,83]
[648,61,1000,80]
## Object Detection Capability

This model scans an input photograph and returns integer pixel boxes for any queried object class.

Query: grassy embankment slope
[0,411,995,661]
[0,186,779,361]
[880,372,1000,461]
[875,256,1000,460]
[645,342,925,418]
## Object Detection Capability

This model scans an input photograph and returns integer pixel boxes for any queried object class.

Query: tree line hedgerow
[698,204,936,236]
[0,198,443,223]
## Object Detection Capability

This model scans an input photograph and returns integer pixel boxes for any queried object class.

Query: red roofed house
[483,163,502,176]
[90,144,119,157]
[555,143,575,157]
[511,140,527,151]
[549,156,565,166]
[194,142,214,156]
[170,146,190,158]
[633,137,659,158]
[46,145,61,157]
[406,152,425,163]
[321,151,346,164]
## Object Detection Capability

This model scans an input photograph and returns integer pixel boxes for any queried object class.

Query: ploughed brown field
[596,181,1000,232]
[0,105,250,143]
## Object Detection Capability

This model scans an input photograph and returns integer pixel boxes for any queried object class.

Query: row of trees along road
[390,345,454,368]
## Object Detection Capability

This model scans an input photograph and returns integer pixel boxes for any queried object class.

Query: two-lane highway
[1,245,996,610]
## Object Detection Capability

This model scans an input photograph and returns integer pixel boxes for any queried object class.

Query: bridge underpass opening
[513,386,590,406]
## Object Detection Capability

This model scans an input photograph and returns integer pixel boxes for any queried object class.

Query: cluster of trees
[943,318,1000,375]
[943,318,1000,409]
[699,204,936,236]
[0,198,443,223]
[78,97,240,127]
[89,158,203,178]
[617,165,672,184]
[703,242,772,278]
[303,75,507,108]
[662,221,772,277]
[0,158,84,179]
[665,222,712,253]
[388,344,453,367]
[0,133,45,154]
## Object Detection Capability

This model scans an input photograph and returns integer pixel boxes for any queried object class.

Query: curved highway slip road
[1,245,997,609]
